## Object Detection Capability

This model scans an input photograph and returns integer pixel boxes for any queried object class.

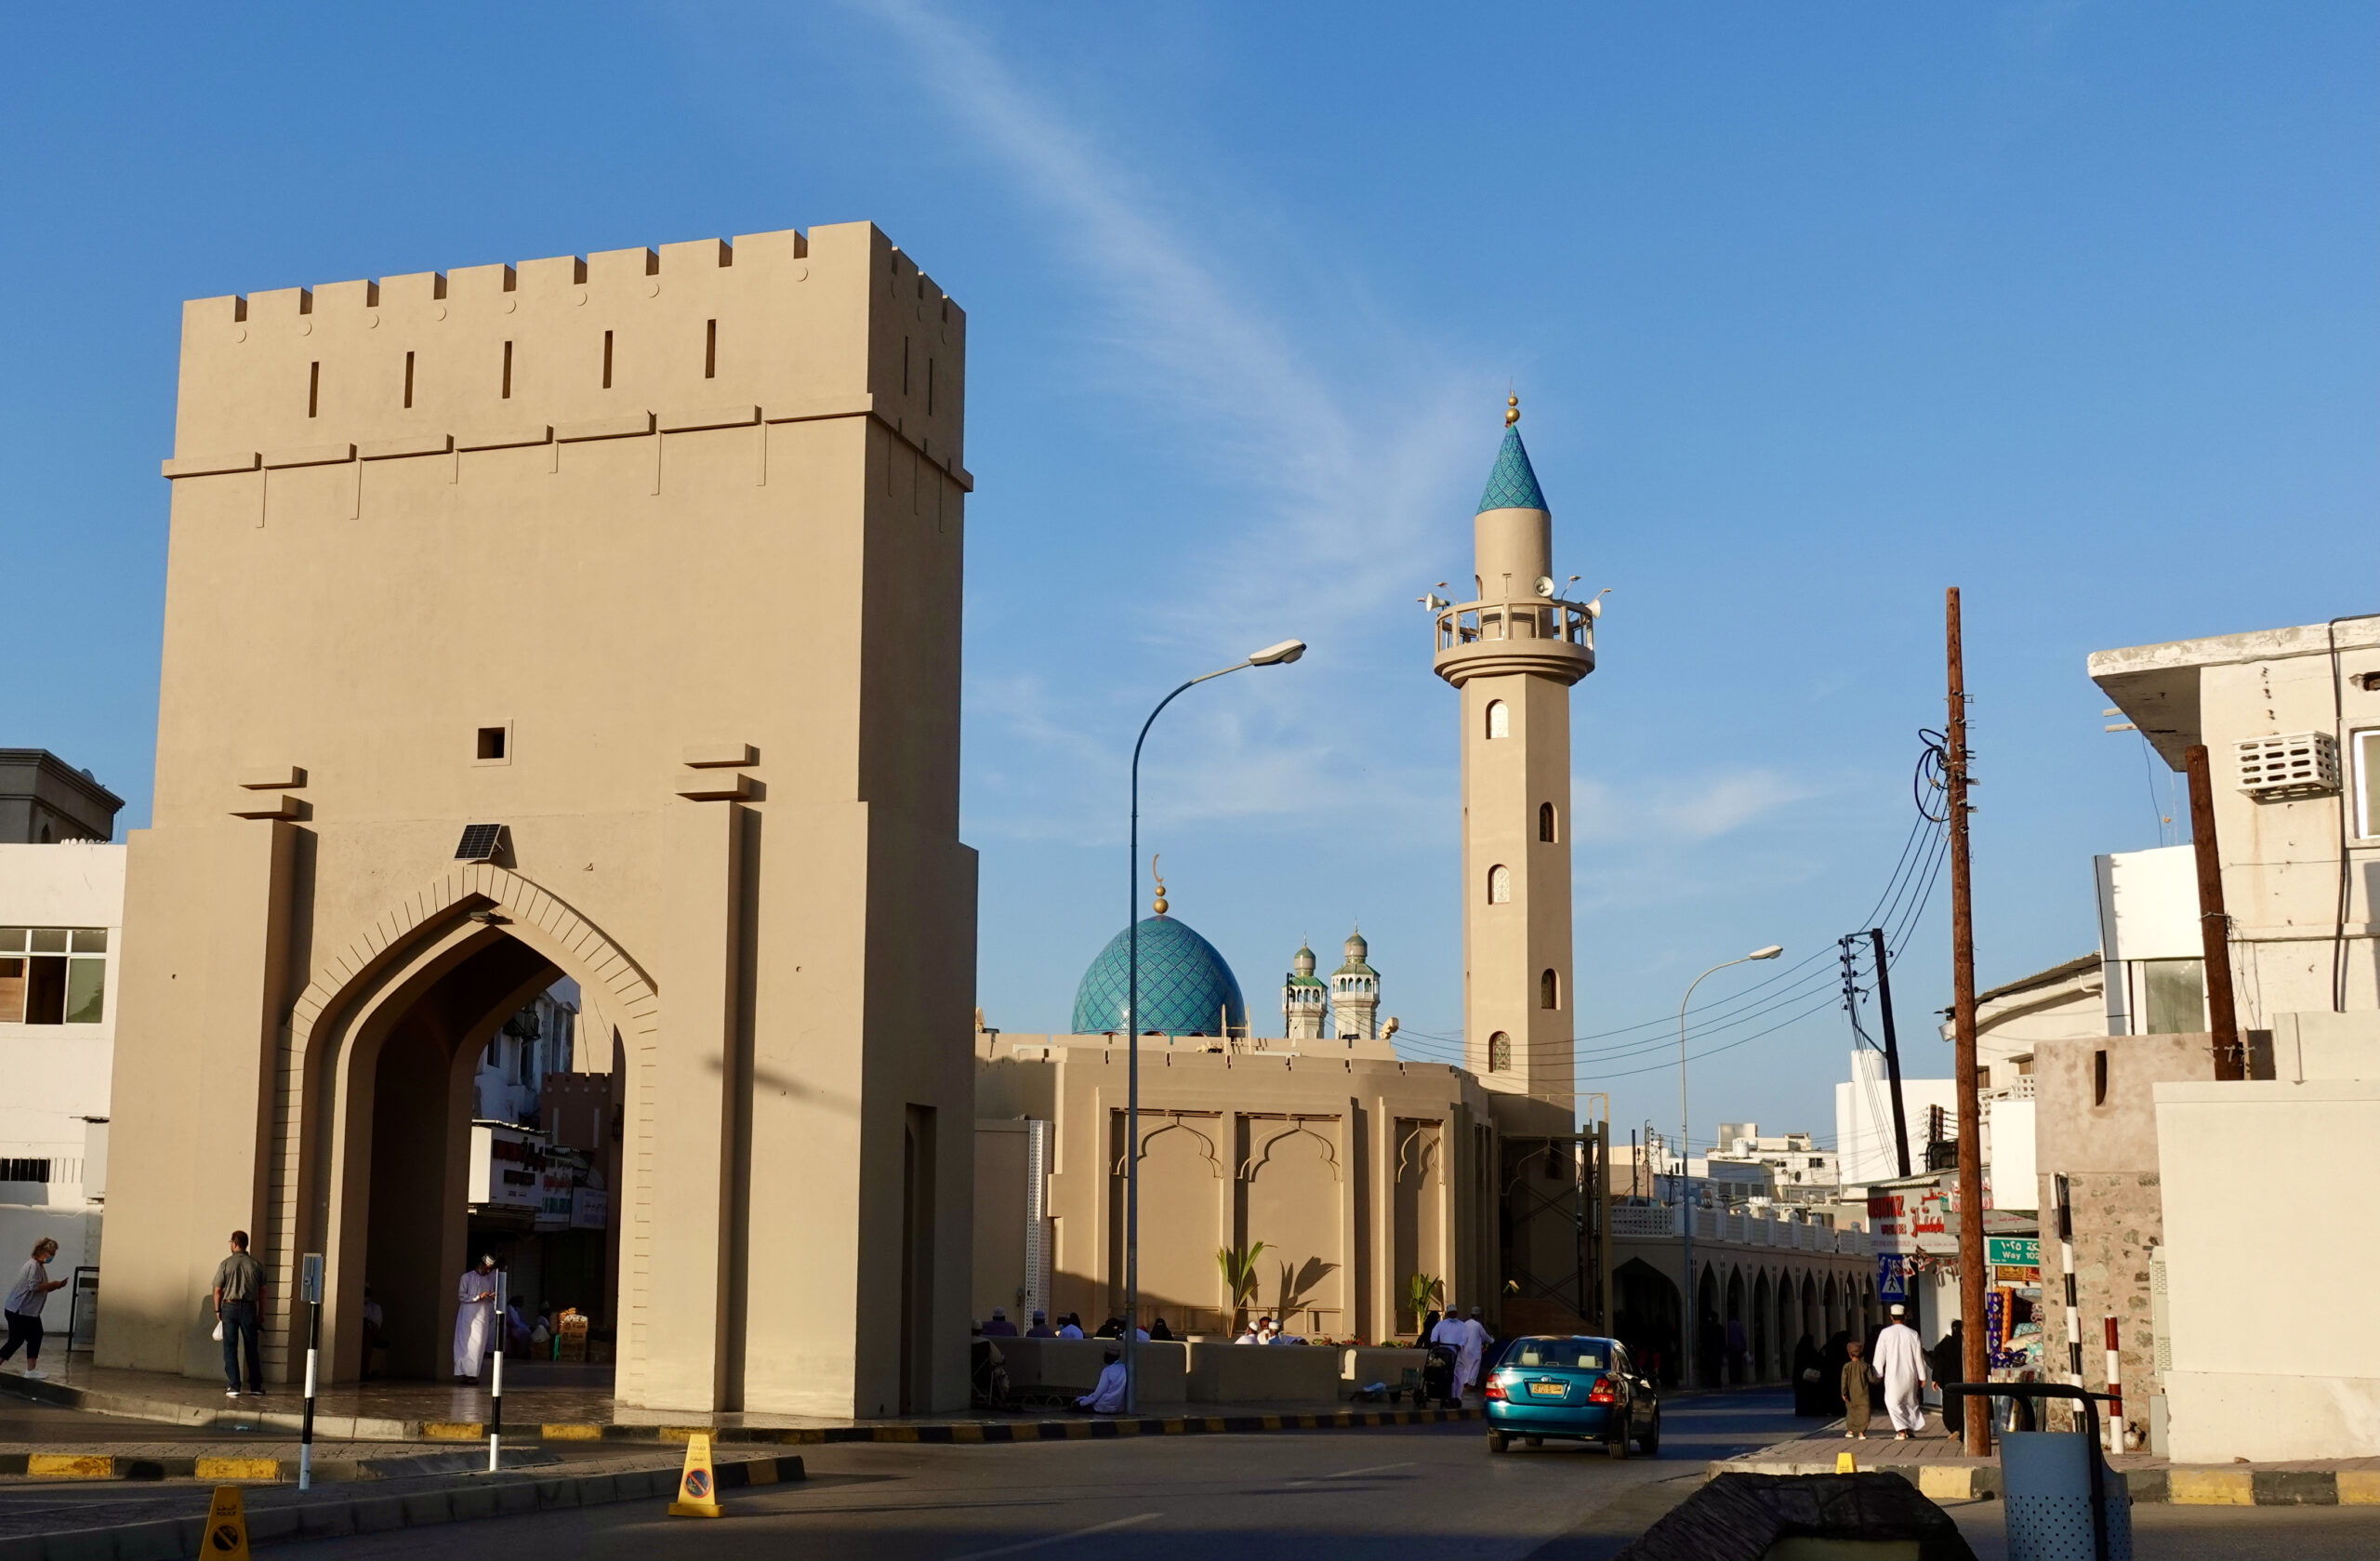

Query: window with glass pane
[69,929,106,953]
[0,959,23,1024]
[64,959,105,1024]
[2142,959,2205,1035]
[22,958,66,1024]
[28,929,67,954]
[2357,729,2380,839]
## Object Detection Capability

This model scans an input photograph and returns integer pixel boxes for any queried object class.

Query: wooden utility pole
[2183,744,2244,1080]
[1945,588,1990,1457]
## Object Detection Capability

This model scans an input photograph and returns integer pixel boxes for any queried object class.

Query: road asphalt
[218,1392,1798,1561]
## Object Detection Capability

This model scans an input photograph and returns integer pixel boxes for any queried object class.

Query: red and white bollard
[2102,1316,2123,1452]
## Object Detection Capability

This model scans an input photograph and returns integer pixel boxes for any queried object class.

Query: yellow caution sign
[200,1484,251,1560]
[668,1432,724,1518]
[1835,1451,1856,1475]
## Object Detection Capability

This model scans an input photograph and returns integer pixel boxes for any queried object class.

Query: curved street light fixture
[1124,640,1305,1411]
[1675,944,1782,1390]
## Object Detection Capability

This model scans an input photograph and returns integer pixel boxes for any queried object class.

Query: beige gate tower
[99,221,978,1415]
[1431,400,1593,1113]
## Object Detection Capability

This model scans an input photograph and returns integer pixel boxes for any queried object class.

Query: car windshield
[1506,1339,1606,1371]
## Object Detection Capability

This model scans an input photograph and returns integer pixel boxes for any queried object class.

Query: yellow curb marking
[195,1458,284,1481]
[2169,1468,2254,1506]
[539,1422,603,1440]
[421,1422,481,1441]
[1915,1466,1972,1501]
[27,1454,115,1479]
[2333,1470,2375,1505]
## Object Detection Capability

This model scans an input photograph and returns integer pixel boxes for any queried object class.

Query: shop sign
[1911,1189,1956,1253]
[470,1123,545,1210]
[1868,1193,1916,1253]
[536,1167,576,1230]
[572,1185,610,1231]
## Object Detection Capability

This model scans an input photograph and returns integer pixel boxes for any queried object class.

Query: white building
[1832,1052,1957,1191]
[2088,616,2380,1462]
[1709,1122,1839,1204]
[470,982,581,1126]
[0,839,125,1296]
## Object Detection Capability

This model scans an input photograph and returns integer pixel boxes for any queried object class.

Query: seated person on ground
[1076,1348,1128,1414]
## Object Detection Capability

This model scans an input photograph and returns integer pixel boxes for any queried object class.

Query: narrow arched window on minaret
[1430,393,1593,1118]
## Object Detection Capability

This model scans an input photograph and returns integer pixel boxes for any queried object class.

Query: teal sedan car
[1483,1335,1660,1456]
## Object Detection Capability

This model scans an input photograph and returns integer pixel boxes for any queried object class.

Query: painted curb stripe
[0,1402,1484,1483]
[25,1453,114,1479]
[194,1457,283,1480]
[2169,1468,2255,1505]
[1712,1457,2362,1505]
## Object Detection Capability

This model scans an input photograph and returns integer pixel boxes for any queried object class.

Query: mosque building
[972,400,1591,1343]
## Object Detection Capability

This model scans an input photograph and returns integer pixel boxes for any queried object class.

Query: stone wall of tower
[1459,671,1575,1106]
[102,221,980,1418]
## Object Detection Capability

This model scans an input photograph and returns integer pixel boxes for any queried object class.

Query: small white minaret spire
[1428,395,1591,1108]
[1282,940,1328,1039]
[1330,926,1381,1040]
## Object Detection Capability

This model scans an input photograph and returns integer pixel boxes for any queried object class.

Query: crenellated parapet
[165,221,968,487]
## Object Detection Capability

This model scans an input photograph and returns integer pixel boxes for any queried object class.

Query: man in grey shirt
[211,1231,267,1398]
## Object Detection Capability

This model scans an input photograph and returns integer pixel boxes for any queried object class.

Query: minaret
[1330,926,1382,1039]
[1429,396,1593,1110]
[1282,942,1329,1038]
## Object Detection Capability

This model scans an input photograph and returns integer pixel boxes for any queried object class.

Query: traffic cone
[200,1485,251,1559]
[668,1432,724,1518]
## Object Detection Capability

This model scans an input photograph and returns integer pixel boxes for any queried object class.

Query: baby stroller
[1422,1343,1461,1408]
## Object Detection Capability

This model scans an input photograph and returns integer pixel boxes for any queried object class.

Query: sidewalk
[1713,1420,2380,1506]
[0,1357,1478,1460]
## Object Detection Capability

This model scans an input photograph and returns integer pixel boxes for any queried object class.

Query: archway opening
[328,928,625,1387]
[1612,1258,1680,1387]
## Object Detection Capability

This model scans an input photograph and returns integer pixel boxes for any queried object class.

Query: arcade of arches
[1611,1254,1880,1388]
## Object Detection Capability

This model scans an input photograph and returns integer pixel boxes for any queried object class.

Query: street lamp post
[1123,639,1305,1413]
[1675,944,1782,1390]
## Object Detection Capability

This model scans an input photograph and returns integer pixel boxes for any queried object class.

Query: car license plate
[1527,1382,1567,1398]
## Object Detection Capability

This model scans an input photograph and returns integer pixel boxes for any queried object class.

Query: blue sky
[4,4,2372,1151]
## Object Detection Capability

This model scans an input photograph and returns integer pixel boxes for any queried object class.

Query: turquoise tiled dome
[1071,916,1247,1036]
[1476,424,1549,514]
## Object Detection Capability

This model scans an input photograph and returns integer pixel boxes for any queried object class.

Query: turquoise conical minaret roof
[1475,406,1548,515]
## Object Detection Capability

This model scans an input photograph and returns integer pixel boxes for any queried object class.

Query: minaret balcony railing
[1431,596,1596,685]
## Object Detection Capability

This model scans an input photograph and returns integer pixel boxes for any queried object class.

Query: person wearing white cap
[452,1255,500,1381]
[1871,1303,1930,1438]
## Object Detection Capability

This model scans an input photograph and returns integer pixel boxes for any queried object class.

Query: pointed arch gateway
[257,862,659,1392]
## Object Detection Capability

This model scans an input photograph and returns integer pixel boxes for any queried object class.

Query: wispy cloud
[858,1,1513,840]
[1572,767,1825,846]
[861,0,1486,634]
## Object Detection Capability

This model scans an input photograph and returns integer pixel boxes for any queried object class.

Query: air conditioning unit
[2236,732,2340,800]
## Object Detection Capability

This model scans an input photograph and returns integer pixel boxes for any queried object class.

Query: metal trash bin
[1946,1383,2132,1561]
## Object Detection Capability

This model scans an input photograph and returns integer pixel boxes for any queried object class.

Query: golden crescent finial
[1505,392,1520,428]
[1151,853,1168,916]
